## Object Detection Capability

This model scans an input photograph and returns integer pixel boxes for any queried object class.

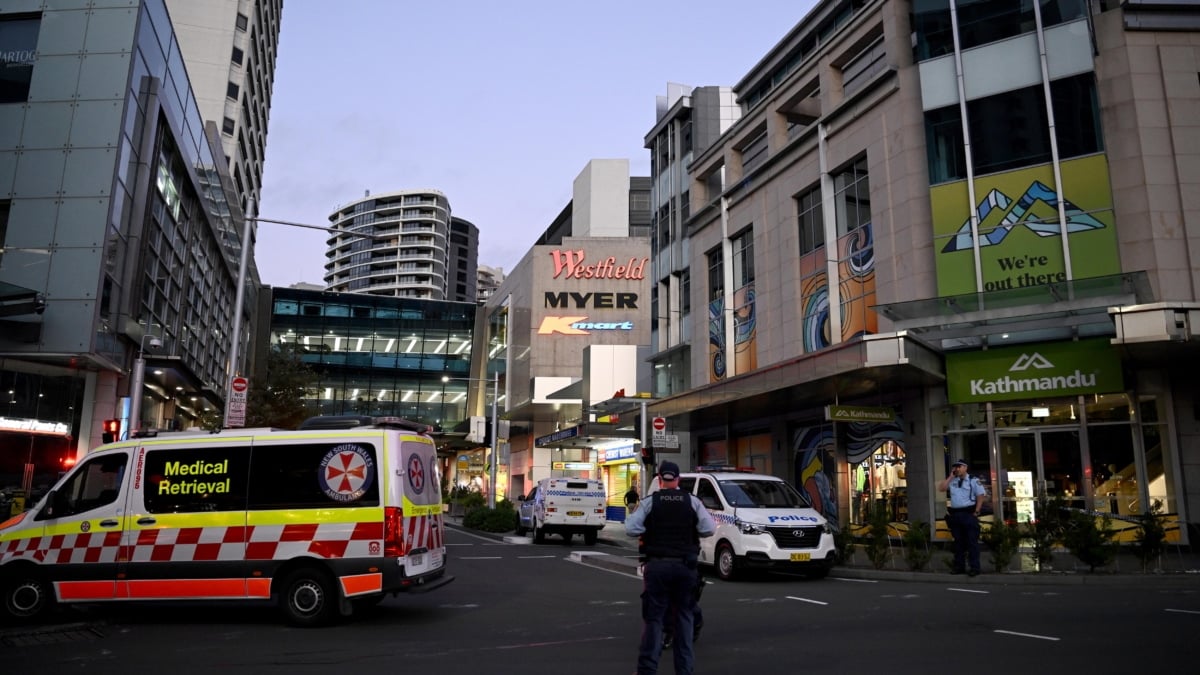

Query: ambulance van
[649,468,835,581]
[0,416,452,626]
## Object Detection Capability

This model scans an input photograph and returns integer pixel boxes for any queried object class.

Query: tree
[243,343,319,429]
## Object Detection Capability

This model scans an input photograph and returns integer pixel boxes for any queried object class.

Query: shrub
[981,518,1023,573]
[901,520,933,571]
[1132,500,1168,572]
[860,504,893,570]
[463,497,518,533]
[831,523,856,566]
[1027,495,1069,571]
[1061,509,1117,572]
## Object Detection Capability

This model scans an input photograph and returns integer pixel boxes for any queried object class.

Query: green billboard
[946,338,1123,404]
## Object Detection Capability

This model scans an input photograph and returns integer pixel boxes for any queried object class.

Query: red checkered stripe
[404,514,443,553]
[1,531,123,565]
[1,521,386,565]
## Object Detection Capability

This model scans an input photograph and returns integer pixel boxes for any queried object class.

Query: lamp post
[443,373,501,509]
[129,332,162,434]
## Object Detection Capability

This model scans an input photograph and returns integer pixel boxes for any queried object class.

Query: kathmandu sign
[946,338,1123,404]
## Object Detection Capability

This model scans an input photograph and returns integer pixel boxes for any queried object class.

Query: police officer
[938,458,986,576]
[626,461,716,675]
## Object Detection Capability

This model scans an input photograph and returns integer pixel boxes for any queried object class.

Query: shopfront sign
[825,405,895,422]
[599,444,638,463]
[946,338,1123,404]
[535,425,580,446]
[537,316,634,335]
[553,461,596,471]
[545,291,639,309]
[549,249,648,281]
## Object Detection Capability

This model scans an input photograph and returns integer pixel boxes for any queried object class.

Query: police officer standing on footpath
[937,458,986,576]
[626,461,716,675]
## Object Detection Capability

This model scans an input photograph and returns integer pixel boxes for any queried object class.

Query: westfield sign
[549,249,648,280]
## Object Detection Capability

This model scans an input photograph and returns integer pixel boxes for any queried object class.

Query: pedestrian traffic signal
[102,419,120,444]
[640,444,656,466]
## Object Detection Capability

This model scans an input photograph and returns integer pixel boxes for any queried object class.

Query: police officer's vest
[642,488,699,559]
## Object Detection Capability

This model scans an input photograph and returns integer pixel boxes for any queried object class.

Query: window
[697,478,723,510]
[796,185,825,255]
[680,268,691,316]
[248,443,381,509]
[740,131,768,176]
[912,0,953,61]
[842,36,886,96]
[143,447,249,514]
[833,156,871,236]
[231,46,244,66]
[707,248,724,303]
[1050,73,1103,159]
[732,228,754,288]
[235,13,249,31]
[0,14,40,104]
[37,453,127,520]
[925,105,967,184]
[968,84,1051,176]
[221,116,235,135]
[226,81,240,100]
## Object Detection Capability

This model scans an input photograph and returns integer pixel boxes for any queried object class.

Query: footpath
[449,517,1200,587]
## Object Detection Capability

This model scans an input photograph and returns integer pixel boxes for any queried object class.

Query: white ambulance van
[0,416,453,626]
[649,468,835,581]
[516,477,606,545]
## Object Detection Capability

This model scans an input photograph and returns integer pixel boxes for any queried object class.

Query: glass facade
[267,288,477,431]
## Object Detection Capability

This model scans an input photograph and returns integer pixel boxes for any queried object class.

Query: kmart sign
[946,338,1123,404]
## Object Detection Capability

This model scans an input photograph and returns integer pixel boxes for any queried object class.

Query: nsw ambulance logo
[406,453,427,496]
[319,444,376,503]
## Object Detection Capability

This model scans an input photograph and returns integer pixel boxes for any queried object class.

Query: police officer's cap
[657,461,680,480]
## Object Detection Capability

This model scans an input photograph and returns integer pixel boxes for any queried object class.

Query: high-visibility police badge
[319,444,376,502]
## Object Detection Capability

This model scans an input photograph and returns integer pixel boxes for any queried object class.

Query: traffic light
[640,444,656,467]
[102,419,120,444]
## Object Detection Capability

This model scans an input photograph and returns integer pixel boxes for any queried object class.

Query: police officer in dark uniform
[625,461,716,675]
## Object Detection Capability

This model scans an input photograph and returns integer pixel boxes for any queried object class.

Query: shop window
[796,184,825,255]
[0,15,39,104]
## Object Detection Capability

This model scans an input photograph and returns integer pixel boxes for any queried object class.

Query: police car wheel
[716,542,739,581]
[279,568,337,627]
[533,524,546,544]
[583,530,598,545]
[2,572,52,621]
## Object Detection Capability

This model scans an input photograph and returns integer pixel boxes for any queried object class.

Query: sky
[255,0,818,287]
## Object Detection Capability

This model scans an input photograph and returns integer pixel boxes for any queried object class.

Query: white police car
[651,468,835,580]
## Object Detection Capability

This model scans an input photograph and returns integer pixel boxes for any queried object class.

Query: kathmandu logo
[968,352,1095,397]
[537,315,634,335]
[1009,352,1054,371]
[941,181,1106,253]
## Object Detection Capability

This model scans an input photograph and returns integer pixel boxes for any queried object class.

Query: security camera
[148,336,163,349]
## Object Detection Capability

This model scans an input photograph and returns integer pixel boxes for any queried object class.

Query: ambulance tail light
[384,507,407,558]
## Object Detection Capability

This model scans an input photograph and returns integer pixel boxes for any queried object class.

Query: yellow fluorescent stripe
[403,503,442,517]
[136,512,246,528]
[246,507,384,527]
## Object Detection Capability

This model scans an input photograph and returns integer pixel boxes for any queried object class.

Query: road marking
[995,629,1060,641]
[831,577,878,583]
[517,555,558,559]
[459,556,503,560]
[786,596,828,606]
[1166,608,1200,615]
[949,587,989,594]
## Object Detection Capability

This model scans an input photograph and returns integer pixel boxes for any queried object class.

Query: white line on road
[830,577,878,583]
[1166,608,1200,615]
[459,556,503,560]
[948,587,990,594]
[517,555,558,559]
[786,596,828,606]
[994,630,1060,641]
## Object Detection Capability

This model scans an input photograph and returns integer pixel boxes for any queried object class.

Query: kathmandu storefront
[940,338,1183,541]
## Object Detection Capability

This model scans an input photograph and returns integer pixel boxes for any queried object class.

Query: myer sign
[946,338,1123,404]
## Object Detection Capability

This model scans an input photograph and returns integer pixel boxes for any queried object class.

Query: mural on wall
[792,424,837,522]
[800,222,878,352]
[931,154,1121,296]
[843,417,907,464]
[708,283,759,382]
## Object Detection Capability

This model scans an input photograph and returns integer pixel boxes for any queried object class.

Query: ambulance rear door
[388,432,444,575]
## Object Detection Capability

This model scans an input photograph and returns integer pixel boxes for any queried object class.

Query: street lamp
[443,373,501,509]
[129,332,163,434]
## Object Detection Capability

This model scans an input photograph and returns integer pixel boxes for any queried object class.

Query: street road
[3,526,1198,674]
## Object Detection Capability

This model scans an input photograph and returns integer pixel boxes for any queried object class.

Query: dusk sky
[255,0,817,287]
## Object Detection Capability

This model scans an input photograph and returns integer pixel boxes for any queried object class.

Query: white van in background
[649,468,835,580]
[516,477,606,545]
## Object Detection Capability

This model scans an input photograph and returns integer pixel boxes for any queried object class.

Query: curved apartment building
[325,190,476,301]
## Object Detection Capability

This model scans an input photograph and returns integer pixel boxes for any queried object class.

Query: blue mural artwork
[792,424,837,522]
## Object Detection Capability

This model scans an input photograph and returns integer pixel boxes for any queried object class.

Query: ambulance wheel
[583,530,598,545]
[2,570,53,622]
[279,567,337,627]
[716,542,739,581]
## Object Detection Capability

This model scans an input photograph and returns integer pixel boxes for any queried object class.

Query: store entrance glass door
[997,429,1082,523]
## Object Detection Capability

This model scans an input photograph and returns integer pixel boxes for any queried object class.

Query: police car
[650,467,835,580]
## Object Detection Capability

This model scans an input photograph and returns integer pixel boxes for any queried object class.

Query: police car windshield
[718,478,810,508]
